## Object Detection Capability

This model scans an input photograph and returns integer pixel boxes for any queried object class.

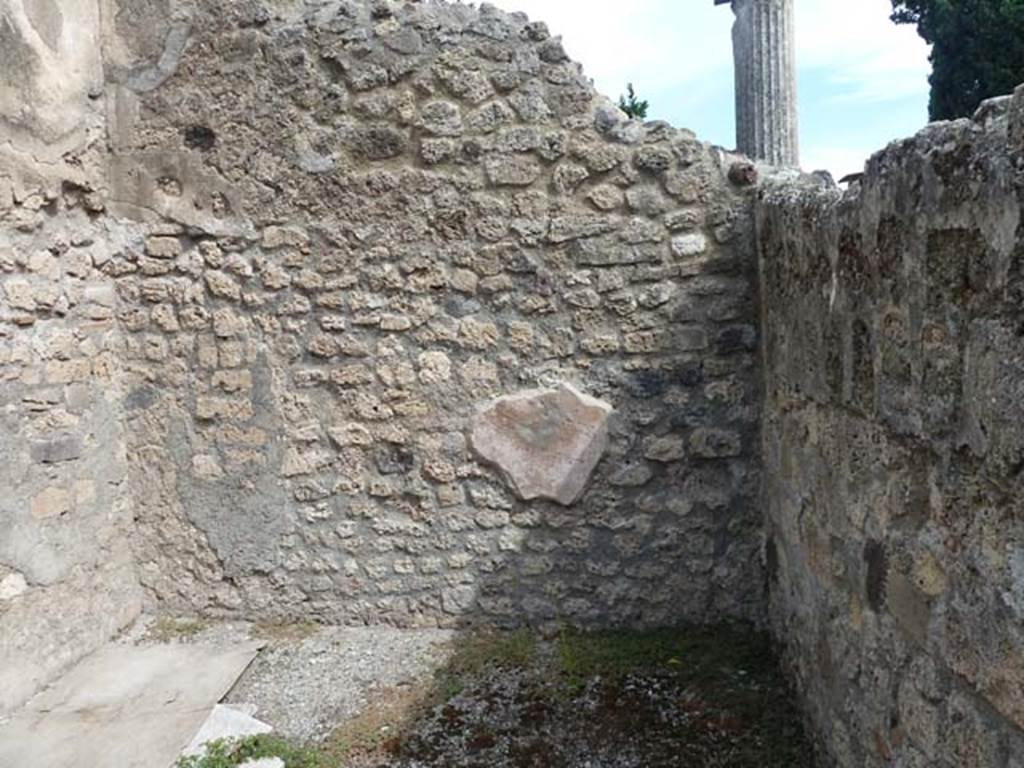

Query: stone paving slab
[182,703,273,758]
[0,640,262,768]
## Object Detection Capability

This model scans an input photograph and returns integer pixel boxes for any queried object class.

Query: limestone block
[633,146,673,173]
[587,184,623,211]
[145,236,182,259]
[328,423,373,447]
[442,585,477,614]
[195,396,253,422]
[4,280,36,312]
[642,435,686,463]
[458,317,499,350]
[418,351,451,383]
[484,155,541,187]
[261,226,309,250]
[608,462,654,487]
[205,270,241,301]
[470,383,612,505]
[665,210,701,232]
[0,573,28,601]
[671,233,708,258]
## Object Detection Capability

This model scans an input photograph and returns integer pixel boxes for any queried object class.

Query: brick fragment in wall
[470,384,613,506]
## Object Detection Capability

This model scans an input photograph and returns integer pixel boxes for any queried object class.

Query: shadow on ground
[174,621,816,768]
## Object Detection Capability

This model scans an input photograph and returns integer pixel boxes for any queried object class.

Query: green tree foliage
[618,83,650,120]
[891,0,1024,120]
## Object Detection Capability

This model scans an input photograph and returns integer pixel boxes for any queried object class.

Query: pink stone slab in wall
[470,383,613,506]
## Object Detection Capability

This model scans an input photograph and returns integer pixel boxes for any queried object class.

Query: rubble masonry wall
[1,0,764,716]
[758,91,1024,766]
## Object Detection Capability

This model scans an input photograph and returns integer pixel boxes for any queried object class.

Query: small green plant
[176,735,323,768]
[618,83,649,120]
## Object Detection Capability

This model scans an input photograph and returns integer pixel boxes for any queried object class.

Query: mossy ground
[250,620,321,644]
[177,624,815,768]
[146,616,208,642]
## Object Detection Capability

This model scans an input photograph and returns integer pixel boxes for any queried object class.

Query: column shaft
[731,0,798,166]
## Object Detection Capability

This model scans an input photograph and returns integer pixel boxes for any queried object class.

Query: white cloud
[797,0,930,104]
[486,0,928,105]
[484,0,732,98]
[801,145,873,178]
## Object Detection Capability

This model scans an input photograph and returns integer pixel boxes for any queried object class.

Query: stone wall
[0,0,764,672]
[0,0,143,716]
[8,1,1024,758]
[106,0,763,629]
[0,186,142,715]
[758,91,1024,766]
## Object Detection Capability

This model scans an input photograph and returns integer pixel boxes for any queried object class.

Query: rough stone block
[587,184,623,211]
[642,435,686,463]
[484,155,541,187]
[261,226,308,250]
[30,434,83,464]
[420,101,462,136]
[671,233,708,257]
[689,428,742,458]
[195,396,253,422]
[145,236,182,259]
[205,271,241,301]
[4,280,36,312]
[44,360,91,385]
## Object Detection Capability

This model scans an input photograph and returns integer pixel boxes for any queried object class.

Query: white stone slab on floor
[0,640,263,768]
[182,703,273,757]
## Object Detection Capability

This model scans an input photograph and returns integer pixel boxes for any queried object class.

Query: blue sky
[487,0,932,177]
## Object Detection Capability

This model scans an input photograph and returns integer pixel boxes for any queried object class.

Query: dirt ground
[160,618,816,768]
[338,626,816,768]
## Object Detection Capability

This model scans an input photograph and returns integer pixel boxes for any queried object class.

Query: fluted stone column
[728,0,799,166]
